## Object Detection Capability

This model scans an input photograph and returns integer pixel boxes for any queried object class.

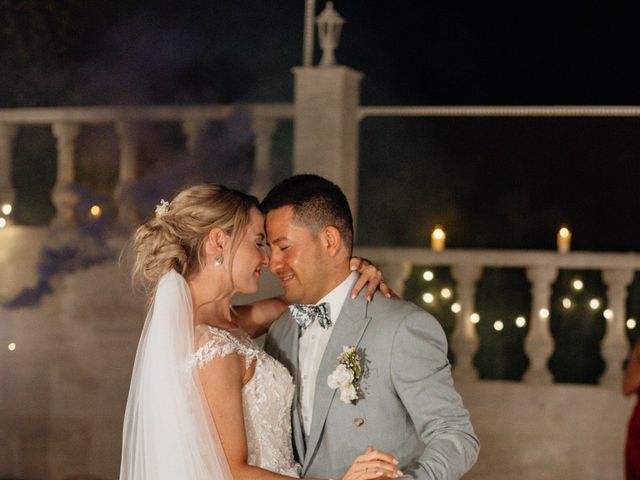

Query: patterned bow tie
[289,303,332,330]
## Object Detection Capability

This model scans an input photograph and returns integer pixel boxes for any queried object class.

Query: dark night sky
[3,1,640,250]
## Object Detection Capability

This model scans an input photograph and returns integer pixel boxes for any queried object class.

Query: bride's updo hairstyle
[132,184,259,292]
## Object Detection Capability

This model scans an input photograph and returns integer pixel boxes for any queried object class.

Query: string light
[603,309,614,320]
[89,205,102,219]
[628,318,637,330]
[440,288,452,299]
[7,343,15,351]
[539,308,550,319]
[562,297,572,309]
[515,316,527,328]
[422,270,434,281]
[422,293,434,304]
[493,320,504,331]
[589,298,601,310]
[572,279,584,291]
[470,313,480,324]
[451,302,461,313]
[1,203,12,215]
[0,218,6,229]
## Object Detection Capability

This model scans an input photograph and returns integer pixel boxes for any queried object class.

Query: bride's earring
[214,254,224,267]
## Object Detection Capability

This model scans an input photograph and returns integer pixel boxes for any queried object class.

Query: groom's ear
[321,226,342,257]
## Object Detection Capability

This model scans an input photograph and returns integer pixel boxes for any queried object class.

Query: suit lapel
[302,293,372,471]
[278,310,307,463]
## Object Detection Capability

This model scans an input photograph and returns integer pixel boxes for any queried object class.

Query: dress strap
[191,325,259,370]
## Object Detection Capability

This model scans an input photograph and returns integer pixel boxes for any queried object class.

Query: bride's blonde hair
[132,184,259,293]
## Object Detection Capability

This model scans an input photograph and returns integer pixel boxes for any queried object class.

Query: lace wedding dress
[192,324,302,478]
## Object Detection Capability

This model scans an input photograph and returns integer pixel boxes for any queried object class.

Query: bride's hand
[349,257,399,302]
[340,447,402,480]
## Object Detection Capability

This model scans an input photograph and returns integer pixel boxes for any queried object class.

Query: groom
[262,175,479,480]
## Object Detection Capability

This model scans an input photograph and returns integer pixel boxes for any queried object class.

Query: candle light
[557,225,571,254]
[431,225,446,252]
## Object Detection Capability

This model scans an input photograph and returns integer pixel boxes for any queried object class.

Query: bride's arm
[233,296,288,338]
[234,258,396,338]
[199,354,399,480]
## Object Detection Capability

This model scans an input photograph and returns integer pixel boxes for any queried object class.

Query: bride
[119,184,401,480]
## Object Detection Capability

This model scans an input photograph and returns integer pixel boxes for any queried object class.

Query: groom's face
[266,205,329,304]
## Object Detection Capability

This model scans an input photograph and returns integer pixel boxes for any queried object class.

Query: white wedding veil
[120,269,233,480]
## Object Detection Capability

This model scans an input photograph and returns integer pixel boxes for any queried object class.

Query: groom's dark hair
[260,174,354,254]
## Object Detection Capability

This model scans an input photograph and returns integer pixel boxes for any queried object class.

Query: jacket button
[353,417,364,427]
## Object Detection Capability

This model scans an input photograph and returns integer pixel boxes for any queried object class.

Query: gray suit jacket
[264,288,479,480]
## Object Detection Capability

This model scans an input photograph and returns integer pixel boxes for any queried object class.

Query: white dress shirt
[298,271,358,435]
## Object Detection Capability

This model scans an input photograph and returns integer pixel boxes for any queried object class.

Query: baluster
[249,116,277,199]
[523,266,558,384]
[0,124,18,223]
[600,269,635,388]
[114,122,141,226]
[182,119,208,154]
[450,264,483,381]
[51,123,81,228]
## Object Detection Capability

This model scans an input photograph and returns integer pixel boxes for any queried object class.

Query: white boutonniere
[327,345,363,404]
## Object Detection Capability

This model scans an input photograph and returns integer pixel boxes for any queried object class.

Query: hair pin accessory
[155,199,169,218]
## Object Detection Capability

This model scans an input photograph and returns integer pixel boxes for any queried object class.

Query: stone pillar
[601,269,635,388]
[114,122,141,226]
[450,264,483,380]
[523,266,558,384]
[249,116,277,200]
[182,119,208,154]
[51,123,81,228]
[292,66,362,221]
[0,125,18,223]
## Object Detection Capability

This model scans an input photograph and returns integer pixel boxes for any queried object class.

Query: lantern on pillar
[431,225,446,252]
[557,225,572,254]
[316,1,345,67]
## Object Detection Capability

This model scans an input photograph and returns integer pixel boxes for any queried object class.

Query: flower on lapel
[327,345,362,404]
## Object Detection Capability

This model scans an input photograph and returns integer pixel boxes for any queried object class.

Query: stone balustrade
[0,104,293,227]
[355,246,640,386]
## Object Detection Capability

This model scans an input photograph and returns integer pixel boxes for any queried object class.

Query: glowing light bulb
[1,203,12,215]
[539,308,550,319]
[7,343,15,351]
[89,205,102,218]
[603,309,614,320]
[628,318,637,330]
[572,279,584,291]
[422,270,434,282]
[451,302,461,314]
[440,288,452,299]
[589,298,601,310]
[470,313,480,324]
[0,218,6,229]
[562,297,572,309]
[515,316,527,328]
[422,293,434,304]
[493,320,504,331]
